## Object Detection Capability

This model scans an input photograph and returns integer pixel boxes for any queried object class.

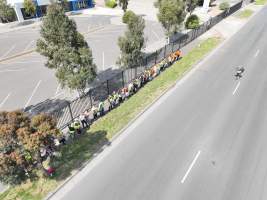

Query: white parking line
[181,150,201,183]
[1,45,16,58]
[102,51,105,71]
[0,61,42,65]
[24,40,35,52]
[254,50,260,58]
[53,91,65,99]
[0,69,24,73]
[24,80,42,109]
[0,93,11,108]
[151,29,161,40]
[55,84,61,96]
[233,81,240,95]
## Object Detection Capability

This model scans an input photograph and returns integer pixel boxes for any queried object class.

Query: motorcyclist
[235,66,244,78]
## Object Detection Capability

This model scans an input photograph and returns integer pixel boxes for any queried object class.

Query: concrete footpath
[45,2,267,200]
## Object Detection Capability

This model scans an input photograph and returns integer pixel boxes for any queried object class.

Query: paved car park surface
[0,14,165,111]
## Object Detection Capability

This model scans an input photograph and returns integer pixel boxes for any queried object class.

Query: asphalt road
[49,6,267,200]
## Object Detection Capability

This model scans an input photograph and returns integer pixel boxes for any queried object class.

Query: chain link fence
[28,1,243,129]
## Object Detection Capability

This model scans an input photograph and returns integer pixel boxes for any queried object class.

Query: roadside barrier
[25,1,244,130]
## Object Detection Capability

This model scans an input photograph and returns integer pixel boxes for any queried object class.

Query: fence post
[171,42,174,52]
[106,80,110,95]
[154,50,158,64]
[67,103,74,122]
[89,91,93,107]
[163,45,166,58]
[121,71,125,87]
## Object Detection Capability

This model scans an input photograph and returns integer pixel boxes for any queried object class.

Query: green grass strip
[255,0,267,5]
[0,37,221,200]
[237,9,254,18]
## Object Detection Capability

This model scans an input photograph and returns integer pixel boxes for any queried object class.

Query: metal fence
[34,1,243,129]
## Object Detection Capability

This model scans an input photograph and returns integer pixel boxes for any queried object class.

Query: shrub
[185,14,200,29]
[219,2,230,10]
[122,10,135,23]
[105,0,117,8]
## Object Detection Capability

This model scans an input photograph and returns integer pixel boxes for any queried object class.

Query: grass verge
[255,0,267,5]
[0,37,221,200]
[237,9,254,19]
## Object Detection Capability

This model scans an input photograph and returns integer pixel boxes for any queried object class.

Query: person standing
[79,113,89,128]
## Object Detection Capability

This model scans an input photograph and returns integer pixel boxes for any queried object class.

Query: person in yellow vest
[68,123,75,138]
[73,120,81,135]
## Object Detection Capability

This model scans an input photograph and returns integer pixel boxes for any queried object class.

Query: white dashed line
[181,150,201,184]
[0,93,11,108]
[24,80,42,109]
[254,50,260,58]
[233,81,240,95]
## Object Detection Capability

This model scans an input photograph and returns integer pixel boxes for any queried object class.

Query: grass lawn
[237,9,254,19]
[0,37,221,200]
[255,0,267,5]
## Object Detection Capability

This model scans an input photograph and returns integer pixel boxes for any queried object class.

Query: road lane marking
[102,51,105,71]
[24,80,42,109]
[0,45,16,59]
[181,150,201,183]
[24,40,35,52]
[254,50,260,58]
[232,82,240,95]
[0,93,11,108]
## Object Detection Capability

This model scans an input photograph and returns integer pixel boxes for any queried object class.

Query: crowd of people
[41,50,182,176]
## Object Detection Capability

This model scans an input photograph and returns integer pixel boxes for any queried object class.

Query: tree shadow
[24,98,69,118]
[92,67,123,86]
[52,130,110,181]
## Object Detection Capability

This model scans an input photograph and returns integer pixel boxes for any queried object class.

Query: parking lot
[0,13,165,111]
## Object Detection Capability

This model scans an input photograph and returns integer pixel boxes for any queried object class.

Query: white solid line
[24,80,42,109]
[181,150,201,184]
[151,29,161,40]
[254,50,260,58]
[0,93,11,108]
[232,81,240,95]
[1,45,16,58]
[24,40,35,52]
[102,51,105,71]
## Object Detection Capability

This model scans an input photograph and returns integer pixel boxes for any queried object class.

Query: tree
[0,111,60,185]
[23,0,36,17]
[0,0,16,23]
[156,0,186,39]
[119,0,129,12]
[122,10,135,24]
[37,3,96,94]
[117,12,145,69]
[185,14,199,29]
[185,0,198,15]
